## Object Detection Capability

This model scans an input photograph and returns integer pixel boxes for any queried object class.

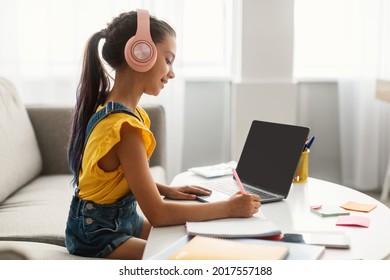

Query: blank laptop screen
[236,120,309,197]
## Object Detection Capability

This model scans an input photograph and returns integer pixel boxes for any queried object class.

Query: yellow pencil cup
[293,150,309,183]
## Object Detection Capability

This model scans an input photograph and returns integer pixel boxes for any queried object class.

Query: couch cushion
[0,241,96,260]
[0,168,164,246]
[0,77,43,203]
[0,175,74,246]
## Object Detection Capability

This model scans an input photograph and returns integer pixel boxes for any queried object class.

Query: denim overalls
[65,101,144,258]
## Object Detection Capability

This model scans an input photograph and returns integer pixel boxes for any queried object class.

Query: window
[181,0,234,79]
[293,0,350,79]
[294,0,390,80]
[0,0,234,105]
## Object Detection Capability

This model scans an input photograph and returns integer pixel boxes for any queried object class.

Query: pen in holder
[293,150,309,183]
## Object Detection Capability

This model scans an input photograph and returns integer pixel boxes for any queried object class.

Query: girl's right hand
[227,192,261,218]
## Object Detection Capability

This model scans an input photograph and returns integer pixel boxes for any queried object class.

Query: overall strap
[74,101,142,187]
[85,101,141,143]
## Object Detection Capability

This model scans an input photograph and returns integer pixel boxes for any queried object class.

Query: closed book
[148,235,324,260]
[168,236,289,260]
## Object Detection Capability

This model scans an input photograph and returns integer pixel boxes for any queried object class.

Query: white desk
[143,172,390,260]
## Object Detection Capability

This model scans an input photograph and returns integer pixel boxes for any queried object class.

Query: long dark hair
[68,11,175,185]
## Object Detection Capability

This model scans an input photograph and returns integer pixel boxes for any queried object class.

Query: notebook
[186,210,281,238]
[168,236,289,260]
[148,235,324,260]
[197,120,310,203]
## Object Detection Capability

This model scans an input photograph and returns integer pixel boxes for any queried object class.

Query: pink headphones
[124,9,157,72]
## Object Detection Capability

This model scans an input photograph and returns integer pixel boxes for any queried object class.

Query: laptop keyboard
[200,179,276,200]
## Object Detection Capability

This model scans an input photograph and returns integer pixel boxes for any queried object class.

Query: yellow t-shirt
[78,105,156,204]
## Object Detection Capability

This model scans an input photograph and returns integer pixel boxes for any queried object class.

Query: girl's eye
[166,58,172,65]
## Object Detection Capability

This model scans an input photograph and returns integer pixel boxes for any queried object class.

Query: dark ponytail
[68,30,109,183]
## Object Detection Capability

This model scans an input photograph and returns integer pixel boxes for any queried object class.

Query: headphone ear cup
[124,9,157,72]
[124,36,157,72]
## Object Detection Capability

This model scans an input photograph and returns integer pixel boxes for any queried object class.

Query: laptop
[197,120,310,203]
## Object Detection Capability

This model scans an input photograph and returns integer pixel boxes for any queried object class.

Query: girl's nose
[168,67,175,79]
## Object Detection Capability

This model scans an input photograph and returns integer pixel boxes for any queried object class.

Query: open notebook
[186,211,281,238]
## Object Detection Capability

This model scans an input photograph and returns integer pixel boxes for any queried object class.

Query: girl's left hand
[163,185,211,200]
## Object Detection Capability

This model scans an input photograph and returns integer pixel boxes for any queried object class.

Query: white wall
[297,82,342,184]
[182,81,232,171]
[232,0,297,160]
[182,0,343,186]
[183,82,342,185]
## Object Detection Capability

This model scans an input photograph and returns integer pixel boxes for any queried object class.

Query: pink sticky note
[336,215,370,228]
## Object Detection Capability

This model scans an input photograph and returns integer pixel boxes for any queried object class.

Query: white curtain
[0,0,185,181]
[338,0,390,191]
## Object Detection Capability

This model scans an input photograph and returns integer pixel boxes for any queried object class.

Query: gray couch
[0,77,167,259]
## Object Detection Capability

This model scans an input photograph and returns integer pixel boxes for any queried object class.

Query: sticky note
[336,215,370,228]
[340,201,377,213]
[311,206,350,217]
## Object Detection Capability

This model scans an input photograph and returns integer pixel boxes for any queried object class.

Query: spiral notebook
[186,211,281,238]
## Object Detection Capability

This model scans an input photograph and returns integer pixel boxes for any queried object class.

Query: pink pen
[232,168,247,194]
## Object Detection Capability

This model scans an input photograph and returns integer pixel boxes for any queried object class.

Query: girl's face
[143,34,176,96]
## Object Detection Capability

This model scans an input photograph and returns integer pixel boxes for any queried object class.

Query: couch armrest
[26,104,167,176]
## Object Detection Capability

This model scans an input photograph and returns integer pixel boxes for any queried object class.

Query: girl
[65,10,260,260]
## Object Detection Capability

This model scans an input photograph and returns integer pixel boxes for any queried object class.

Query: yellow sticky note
[340,201,377,213]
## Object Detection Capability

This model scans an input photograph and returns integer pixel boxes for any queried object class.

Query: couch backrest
[27,104,167,175]
[0,77,43,203]
[26,106,73,175]
[142,104,167,171]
